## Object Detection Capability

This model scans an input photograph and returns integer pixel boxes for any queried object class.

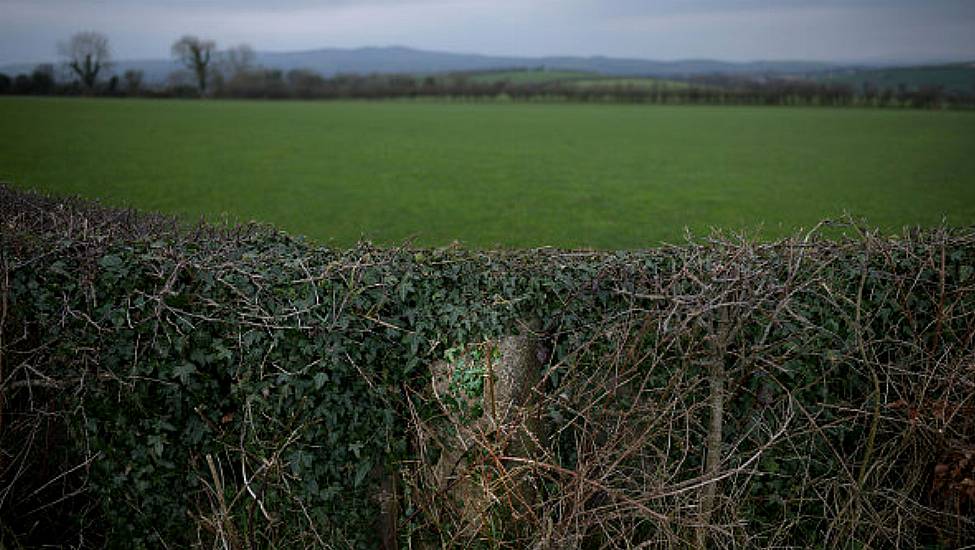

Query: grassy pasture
[466,69,596,83]
[464,69,689,89]
[1,97,973,249]
[570,77,690,89]
[815,63,975,95]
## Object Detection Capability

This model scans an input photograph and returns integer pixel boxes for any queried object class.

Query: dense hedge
[1,186,973,548]
[4,66,974,109]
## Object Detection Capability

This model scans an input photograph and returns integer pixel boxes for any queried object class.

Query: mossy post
[424,320,543,541]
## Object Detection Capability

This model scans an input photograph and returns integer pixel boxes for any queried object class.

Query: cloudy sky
[2,0,974,65]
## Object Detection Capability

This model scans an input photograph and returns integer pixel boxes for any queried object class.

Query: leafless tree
[123,70,144,95]
[171,35,216,94]
[58,31,111,91]
[221,44,256,78]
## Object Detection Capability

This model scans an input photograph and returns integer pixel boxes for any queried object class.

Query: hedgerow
[1,185,973,548]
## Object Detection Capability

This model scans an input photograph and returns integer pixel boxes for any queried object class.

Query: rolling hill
[1,46,843,85]
[4,46,971,95]
[811,63,975,95]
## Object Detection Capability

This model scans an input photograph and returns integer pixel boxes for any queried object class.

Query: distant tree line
[1,31,972,109]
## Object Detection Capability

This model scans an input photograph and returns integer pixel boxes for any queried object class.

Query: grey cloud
[1,0,973,65]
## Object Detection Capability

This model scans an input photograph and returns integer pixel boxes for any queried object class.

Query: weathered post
[421,321,544,541]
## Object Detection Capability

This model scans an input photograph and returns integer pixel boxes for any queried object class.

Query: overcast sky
[2,0,974,65]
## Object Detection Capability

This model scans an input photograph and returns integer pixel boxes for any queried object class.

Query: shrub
[1,186,973,548]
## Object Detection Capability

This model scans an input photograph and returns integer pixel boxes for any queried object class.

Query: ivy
[2,188,974,547]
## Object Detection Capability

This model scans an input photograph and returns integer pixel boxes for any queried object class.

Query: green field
[466,69,596,84]
[1,97,973,248]
[815,63,975,95]
[464,70,689,90]
[570,77,690,89]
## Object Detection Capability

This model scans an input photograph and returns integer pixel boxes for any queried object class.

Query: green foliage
[816,63,975,95]
[2,188,974,546]
[442,344,501,424]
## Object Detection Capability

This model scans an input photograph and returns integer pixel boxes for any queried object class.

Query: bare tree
[171,35,216,94]
[221,44,256,78]
[58,32,111,91]
[123,70,144,95]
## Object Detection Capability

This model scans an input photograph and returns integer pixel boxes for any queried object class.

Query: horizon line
[2,44,974,70]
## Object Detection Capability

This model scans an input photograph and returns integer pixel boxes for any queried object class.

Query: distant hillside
[461,69,691,90]
[811,63,975,95]
[0,46,845,85]
[255,48,841,78]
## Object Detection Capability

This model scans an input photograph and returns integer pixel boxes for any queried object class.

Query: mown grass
[1,97,973,248]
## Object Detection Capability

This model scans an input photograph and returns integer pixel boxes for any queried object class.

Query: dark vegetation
[812,63,975,97]
[2,186,974,548]
[2,63,972,108]
[3,32,972,108]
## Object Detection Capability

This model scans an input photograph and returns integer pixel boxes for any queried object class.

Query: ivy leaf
[173,362,197,383]
[99,254,122,269]
[354,459,372,487]
[349,441,364,459]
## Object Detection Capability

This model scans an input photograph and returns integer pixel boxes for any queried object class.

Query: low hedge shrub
[1,186,973,548]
